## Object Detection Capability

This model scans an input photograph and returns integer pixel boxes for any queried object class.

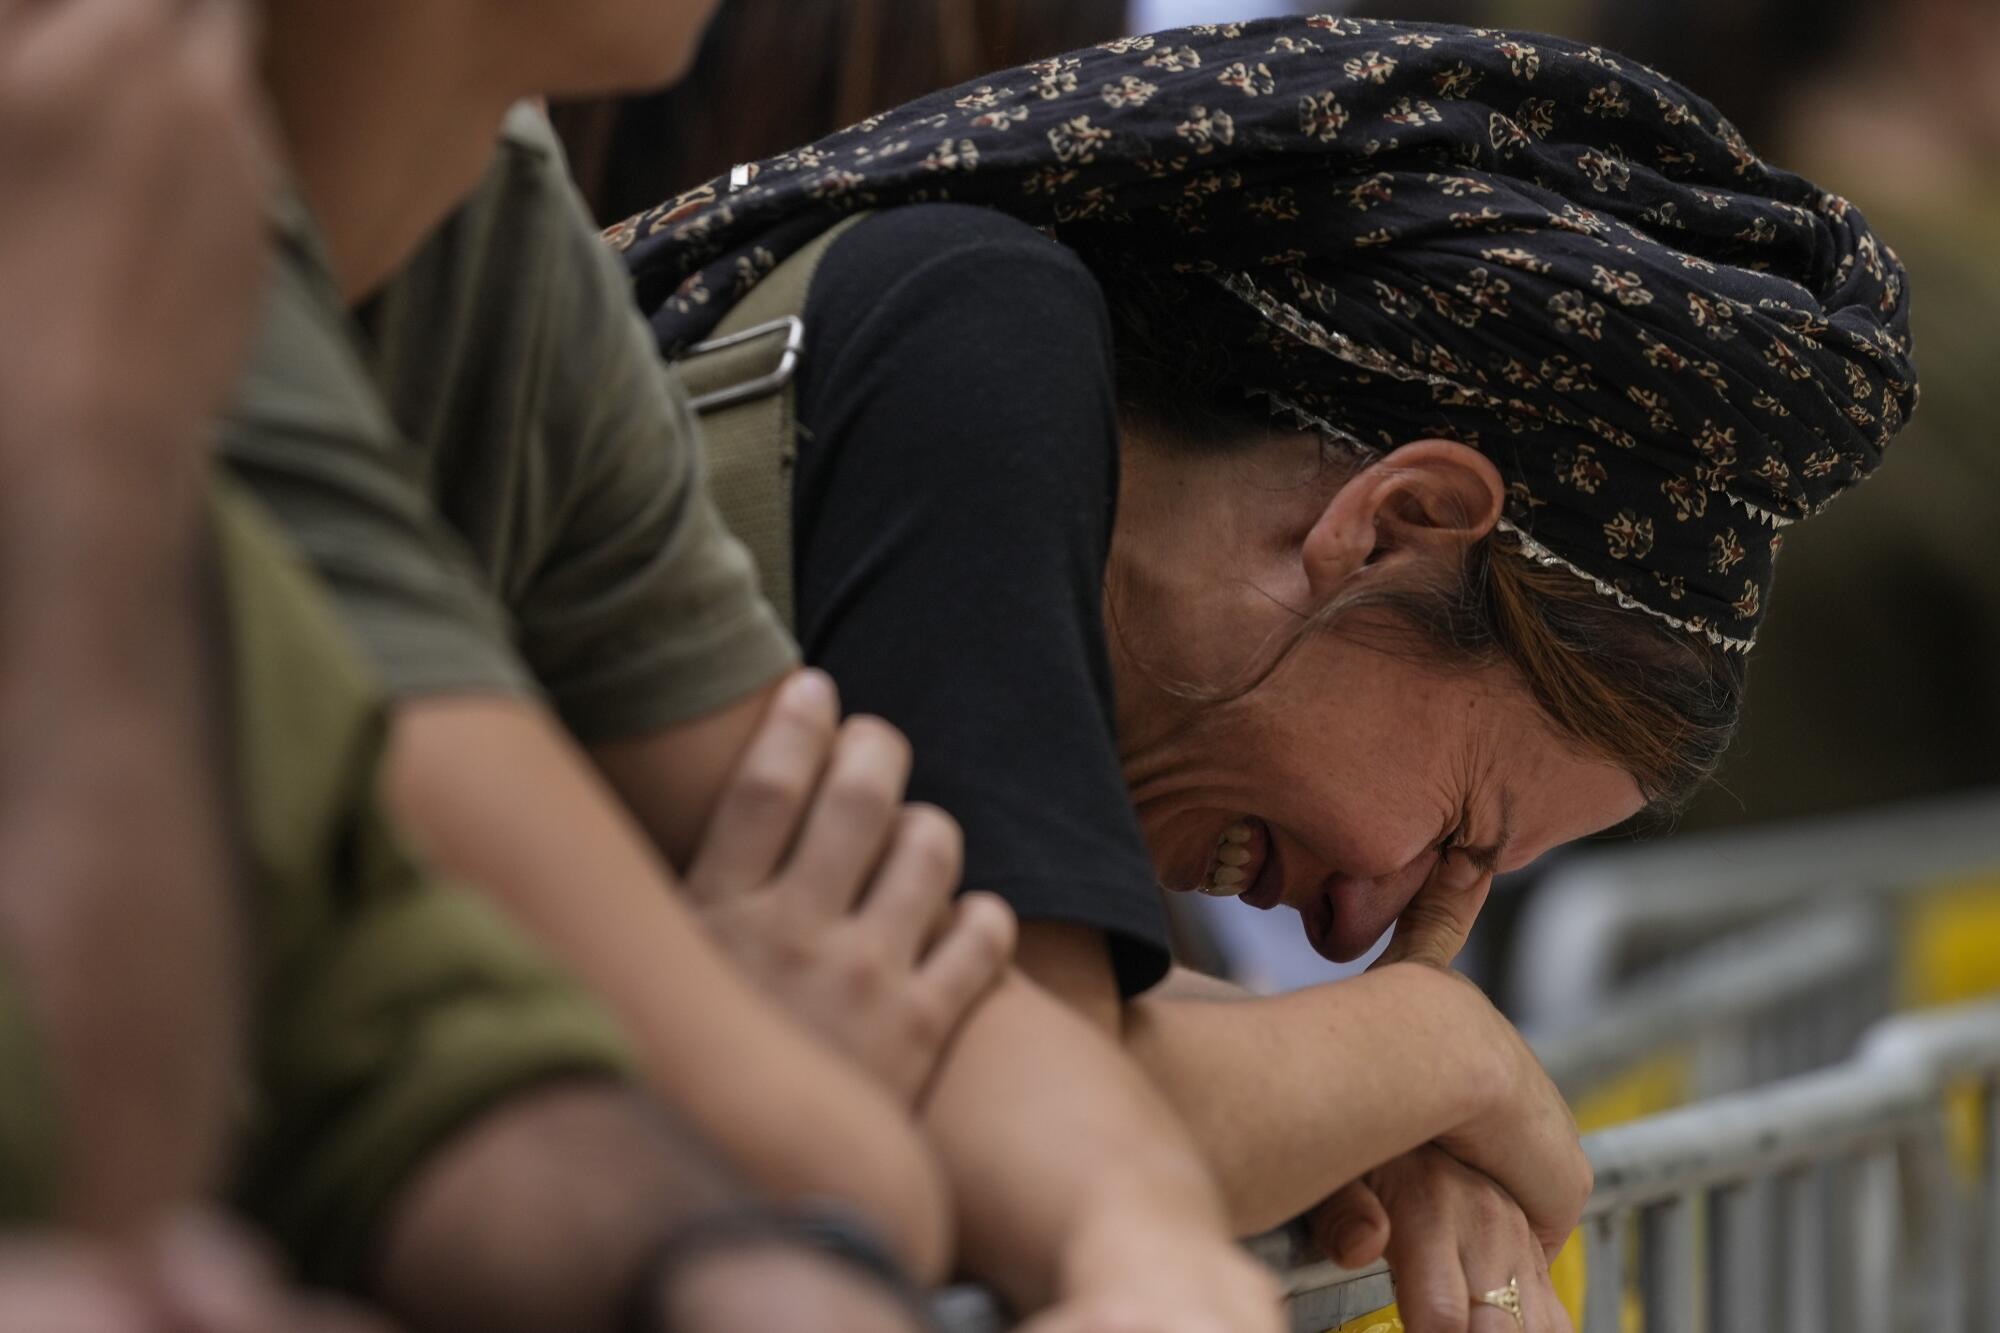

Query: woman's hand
[1351,962,1590,1258]
[1428,970,1590,1257]
[1373,849,1494,972]
[1370,855,1591,1256]
[1315,1147,1572,1333]
[1015,1207,1284,1333]
[686,669,1017,1104]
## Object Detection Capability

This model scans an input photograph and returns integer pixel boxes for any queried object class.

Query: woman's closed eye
[1435,814,1469,861]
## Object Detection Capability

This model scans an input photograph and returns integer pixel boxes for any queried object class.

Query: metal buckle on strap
[682,315,806,414]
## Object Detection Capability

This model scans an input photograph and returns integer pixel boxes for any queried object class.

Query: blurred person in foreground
[225,0,1019,1301]
[1591,0,2000,829]
[1,3,943,1331]
[616,14,1916,1331]
[552,0,1130,224]
[0,0,355,1323]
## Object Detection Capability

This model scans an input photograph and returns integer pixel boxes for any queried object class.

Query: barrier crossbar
[1528,899,1892,1103]
[1511,787,2000,1027]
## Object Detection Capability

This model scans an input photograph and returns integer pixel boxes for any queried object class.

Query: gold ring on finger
[1471,1275,1524,1328]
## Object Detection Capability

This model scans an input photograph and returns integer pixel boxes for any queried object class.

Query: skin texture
[1332,1147,1570,1333]
[0,0,267,1229]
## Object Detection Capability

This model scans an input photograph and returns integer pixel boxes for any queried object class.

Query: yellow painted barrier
[1900,873,2000,1008]
[1900,873,2000,1176]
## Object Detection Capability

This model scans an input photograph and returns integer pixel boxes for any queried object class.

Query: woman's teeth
[1201,820,1256,896]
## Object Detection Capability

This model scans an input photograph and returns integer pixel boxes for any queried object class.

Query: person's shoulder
[225,204,395,448]
[817,203,1105,315]
[389,103,613,317]
[795,205,1122,522]
[465,103,581,225]
[804,203,1115,400]
[833,202,1081,266]
[371,103,654,430]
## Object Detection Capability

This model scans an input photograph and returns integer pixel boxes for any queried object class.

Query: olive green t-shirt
[0,484,635,1286]
[222,105,796,742]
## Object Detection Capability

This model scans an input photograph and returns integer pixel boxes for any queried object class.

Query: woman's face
[1119,629,1645,962]
[1109,430,1647,962]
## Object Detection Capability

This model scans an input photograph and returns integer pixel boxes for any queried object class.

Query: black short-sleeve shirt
[792,204,1170,995]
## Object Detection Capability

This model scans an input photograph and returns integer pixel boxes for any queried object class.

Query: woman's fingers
[907,889,1014,1054]
[1365,1146,1569,1333]
[1387,1218,1471,1333]
[1465,1261,1569,1333]
[1372,863,1493,971]
[684,670,840,903]
[1309,1179,1391,1269]
[1458,1169,1567,1333]
[775,714,912,915]
[855,803,966,958]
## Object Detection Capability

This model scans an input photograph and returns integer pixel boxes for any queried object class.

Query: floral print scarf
[614,14,1917,650]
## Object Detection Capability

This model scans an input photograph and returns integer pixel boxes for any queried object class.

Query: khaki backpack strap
[675,212,872,632]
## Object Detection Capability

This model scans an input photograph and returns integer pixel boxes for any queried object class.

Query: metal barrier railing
[1511,787,2000,1028]
[938,996,2000,1333]
[1575,997,2000,1333]
[1529,899,1892,1104]
[934,1224,1396,1333]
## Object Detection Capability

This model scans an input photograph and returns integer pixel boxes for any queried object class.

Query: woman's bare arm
[918,951,1282,1331]
[1124,963,1589,1249]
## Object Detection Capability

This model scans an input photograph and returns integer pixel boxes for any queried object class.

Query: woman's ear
[1300,439,1505,599]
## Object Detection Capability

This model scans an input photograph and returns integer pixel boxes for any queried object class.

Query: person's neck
[1108,426,1333,619]
[1103,426,1335,728]
[263,3,518,304]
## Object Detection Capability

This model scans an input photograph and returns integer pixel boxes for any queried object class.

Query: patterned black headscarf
[615,15,1916,651]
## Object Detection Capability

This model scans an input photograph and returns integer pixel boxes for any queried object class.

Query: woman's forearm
[921,969,1232,1310]
[383,698,954,1280]
[1124,963,1512,1234]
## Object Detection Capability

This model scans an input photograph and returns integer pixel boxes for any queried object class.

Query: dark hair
[552,0,1129,226]
[1095,261,1744,813]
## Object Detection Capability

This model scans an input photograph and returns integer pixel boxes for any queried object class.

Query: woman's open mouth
[1198,817,1283,909]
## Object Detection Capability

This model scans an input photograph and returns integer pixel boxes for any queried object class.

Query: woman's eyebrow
[1460,785,1517,874]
